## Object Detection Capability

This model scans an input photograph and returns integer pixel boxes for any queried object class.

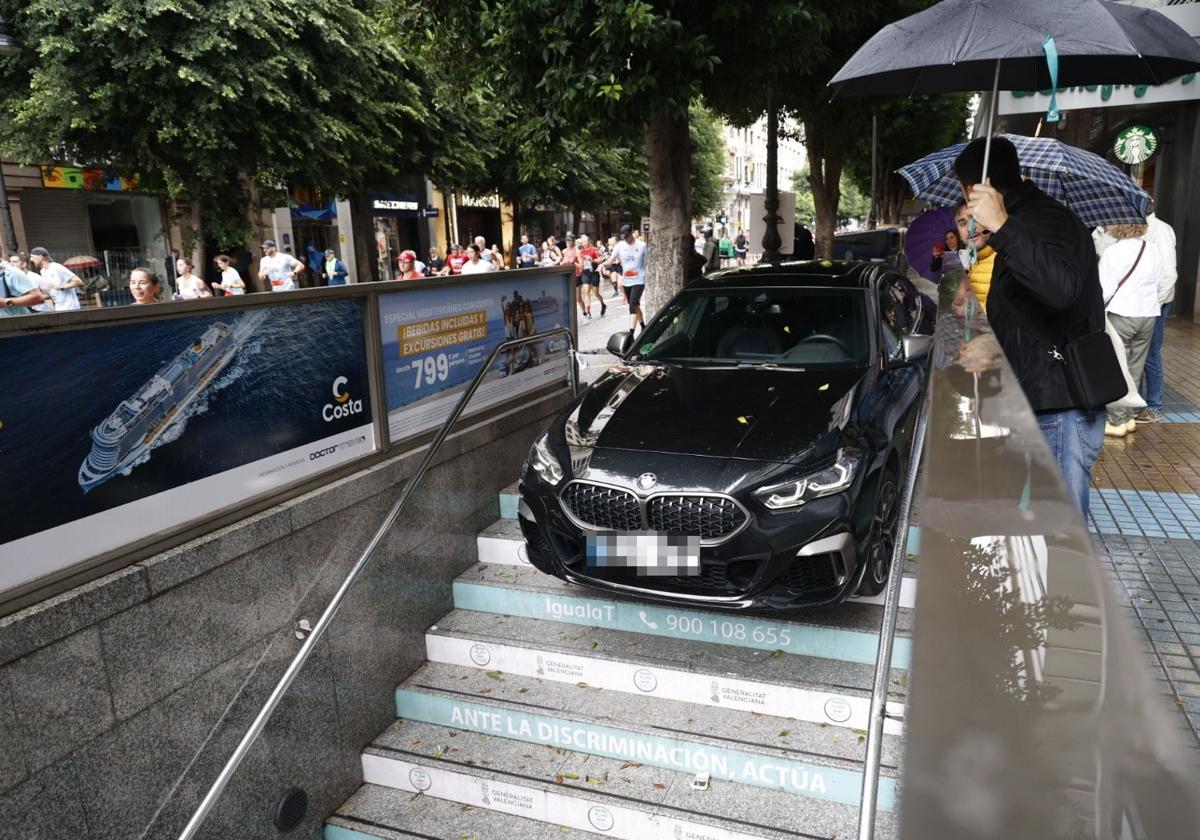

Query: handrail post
[857,394,929,840]
[175,327,576,840]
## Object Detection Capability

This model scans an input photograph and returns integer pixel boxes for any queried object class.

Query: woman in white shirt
[1100,223,1166,436]
[211,254,247,295]
[460,244,494,275]
[174,258,213,300]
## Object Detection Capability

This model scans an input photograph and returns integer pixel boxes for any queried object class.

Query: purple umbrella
[904,206,957,283]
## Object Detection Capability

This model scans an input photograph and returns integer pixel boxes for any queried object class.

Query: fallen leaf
[486,671,503,680]
[653,783,667,790]
[778,730,790,737]
[562,772,580,780]
[620,761,643,769]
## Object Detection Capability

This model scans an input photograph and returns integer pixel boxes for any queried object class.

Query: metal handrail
[857,388,930,840]
[176,328,578,840]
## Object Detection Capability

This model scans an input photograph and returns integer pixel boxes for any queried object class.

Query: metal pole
[980,60,1002,182]
[869,108,878,230]
[176,327,577,840]
[761,86,783,263]
[857,395,929,840]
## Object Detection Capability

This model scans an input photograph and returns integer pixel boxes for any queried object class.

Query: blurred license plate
[585,531,700,576]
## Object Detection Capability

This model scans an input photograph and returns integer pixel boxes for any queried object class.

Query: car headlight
[528,432,564,486]
[754,450,861,510]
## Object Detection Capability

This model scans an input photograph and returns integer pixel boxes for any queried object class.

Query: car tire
[857,467,900,597]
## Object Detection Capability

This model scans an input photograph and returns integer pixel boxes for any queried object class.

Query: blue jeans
[1037,409,1104,518]
[1139,302,1170,411]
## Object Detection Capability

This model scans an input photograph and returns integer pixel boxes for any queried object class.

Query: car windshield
[631,287,870,367]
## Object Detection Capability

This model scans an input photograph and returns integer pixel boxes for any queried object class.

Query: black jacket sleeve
[986,204,1092,314]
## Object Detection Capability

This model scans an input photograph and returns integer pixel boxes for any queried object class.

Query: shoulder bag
[1059,242,1146,411]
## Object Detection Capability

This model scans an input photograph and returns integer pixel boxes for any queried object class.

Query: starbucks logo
[1115,125,1158,165]
[588,805,615,831]
[632,669,658,692]
[409,767,432,791]
[824,697,853,724]
[469,644,491,666]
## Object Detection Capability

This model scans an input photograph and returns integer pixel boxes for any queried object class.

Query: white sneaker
[1105,422,1128,438]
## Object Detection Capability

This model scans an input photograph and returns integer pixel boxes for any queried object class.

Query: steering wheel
[799,333,851,354]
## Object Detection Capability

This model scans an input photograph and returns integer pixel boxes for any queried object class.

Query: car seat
[715,322,783,358]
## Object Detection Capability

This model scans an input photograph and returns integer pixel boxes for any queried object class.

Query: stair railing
[175,327,578,840]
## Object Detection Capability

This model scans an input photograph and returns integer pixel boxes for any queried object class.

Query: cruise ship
[78,310,267,492]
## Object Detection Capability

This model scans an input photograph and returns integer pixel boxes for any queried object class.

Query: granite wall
[0,390,569,839]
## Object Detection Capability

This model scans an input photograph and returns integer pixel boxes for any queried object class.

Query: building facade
[720,116,806,237]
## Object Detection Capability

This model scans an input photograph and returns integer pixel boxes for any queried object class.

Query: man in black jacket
[955,136,1106,517]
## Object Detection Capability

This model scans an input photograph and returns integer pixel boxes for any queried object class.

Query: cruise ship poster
[379,272,574,442]
[0,298,376,595]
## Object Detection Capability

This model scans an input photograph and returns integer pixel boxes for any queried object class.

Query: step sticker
[361,752,772,840]
[452,581,911,668]
[426,634,904,734]
[477,534,533,566]
[394,689,894,810]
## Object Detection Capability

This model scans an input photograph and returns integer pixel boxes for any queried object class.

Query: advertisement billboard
[379,272,573,441]
[0,298,377,595]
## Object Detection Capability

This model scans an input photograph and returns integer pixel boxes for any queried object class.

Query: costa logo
[323,376,363,422]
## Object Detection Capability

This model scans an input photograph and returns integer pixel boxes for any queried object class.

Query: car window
[633,287,870,367]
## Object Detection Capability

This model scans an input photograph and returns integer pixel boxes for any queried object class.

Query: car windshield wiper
[677,360,808,371]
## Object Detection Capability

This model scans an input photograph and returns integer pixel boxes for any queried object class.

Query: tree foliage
[0,0,448,246]
[843,95,971,223]
[688,102,725,219]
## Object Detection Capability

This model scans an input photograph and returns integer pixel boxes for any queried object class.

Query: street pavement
[572,297,1200,752]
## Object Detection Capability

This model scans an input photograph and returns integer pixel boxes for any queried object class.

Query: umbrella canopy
[829,0,1200,97]
[63,255,102,270]
[904,207,958,283]
[897,134,1151,227]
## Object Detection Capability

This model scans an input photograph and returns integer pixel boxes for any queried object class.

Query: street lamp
[0,17,21,256]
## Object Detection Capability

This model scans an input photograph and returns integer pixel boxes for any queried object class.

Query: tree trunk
[511,198,523,251]
[349,189,380,283]
[642,103,691,320]
[241,178,267,292]
[804,121,843,259]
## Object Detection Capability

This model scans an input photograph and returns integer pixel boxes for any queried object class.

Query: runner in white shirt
[257,240,304,292]
[461,244,495,275]
[607,224,647,335]
[29,247,83,310]
[212,254,247,295]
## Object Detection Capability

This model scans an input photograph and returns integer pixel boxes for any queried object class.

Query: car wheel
[857,468,900,597]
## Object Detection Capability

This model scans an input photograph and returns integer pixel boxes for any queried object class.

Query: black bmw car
[518,261,933,610]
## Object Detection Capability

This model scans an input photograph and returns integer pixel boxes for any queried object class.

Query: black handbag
[1058,242,1145,410]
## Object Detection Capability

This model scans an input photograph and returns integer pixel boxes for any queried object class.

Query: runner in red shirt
[443,243,468,276]
[577,234,606,318]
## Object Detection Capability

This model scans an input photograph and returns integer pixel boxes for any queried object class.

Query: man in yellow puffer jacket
[954,199,995,312]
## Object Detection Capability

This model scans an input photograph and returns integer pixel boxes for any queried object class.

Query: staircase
[326,484,917,840]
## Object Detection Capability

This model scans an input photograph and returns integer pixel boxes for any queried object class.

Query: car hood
[564,363,866,464]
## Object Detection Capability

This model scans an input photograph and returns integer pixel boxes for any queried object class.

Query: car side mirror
[607,331,633,357]
[901,333,933,364]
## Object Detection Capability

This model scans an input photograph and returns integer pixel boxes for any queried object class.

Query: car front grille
[562,483,643,531]
[562,483,748,542]
[647,495,747,540]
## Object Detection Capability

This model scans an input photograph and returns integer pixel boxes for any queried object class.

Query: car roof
[688,260,886,290]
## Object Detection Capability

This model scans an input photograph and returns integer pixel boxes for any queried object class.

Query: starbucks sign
[1114,125,1158,165]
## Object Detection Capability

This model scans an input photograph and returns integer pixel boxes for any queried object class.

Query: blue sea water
[0,298,371,544]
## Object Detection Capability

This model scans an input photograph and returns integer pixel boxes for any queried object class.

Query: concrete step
[427,609,905,734]
[358,718,896,839]
[453,563,913,669]
[474,517,919,608]
[394,663,901,811]
[325,781,596,839]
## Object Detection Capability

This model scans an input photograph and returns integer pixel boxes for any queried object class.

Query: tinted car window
[633,288,869,367]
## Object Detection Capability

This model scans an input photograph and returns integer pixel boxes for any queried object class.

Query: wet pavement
[1092,316,1200,750]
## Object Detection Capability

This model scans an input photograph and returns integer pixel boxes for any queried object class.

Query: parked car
[518,261,933,610]
[834,227,906,271]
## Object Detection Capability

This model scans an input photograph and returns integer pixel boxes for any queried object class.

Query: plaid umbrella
[898,134,1150,227]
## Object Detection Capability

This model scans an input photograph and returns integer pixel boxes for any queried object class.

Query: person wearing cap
[606,224,647,336]
[443,243,468,276]
[426,247,445,276]
[29,247,83,310]
[398,250,424,280]
[258,240,304,292]
[321,249,350,285]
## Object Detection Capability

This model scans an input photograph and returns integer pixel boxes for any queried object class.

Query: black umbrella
[829,0,1200,97]
[829,0,1200,189]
